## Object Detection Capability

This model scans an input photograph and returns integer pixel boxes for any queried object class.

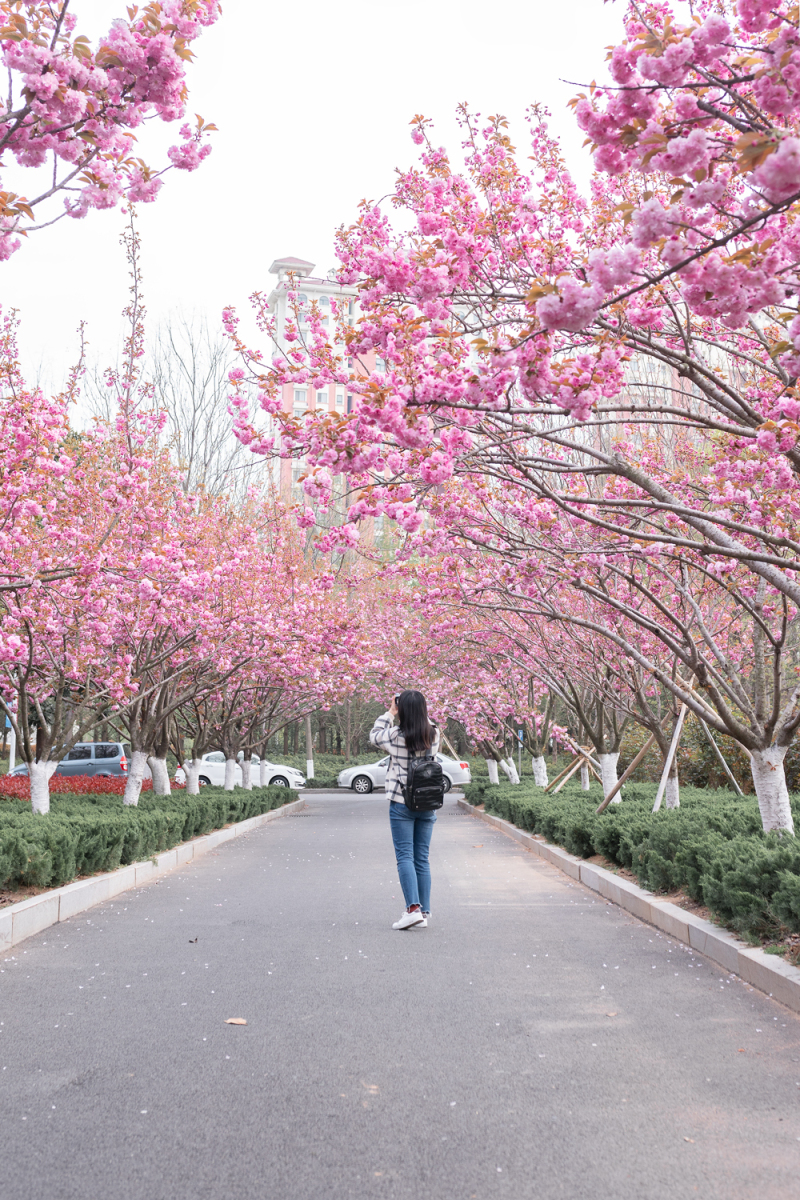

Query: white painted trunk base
[148,755,170,796]
[260,759,268,788]
[185,760,202,795]
[500,758,520,784]
[599,752,621,803]
[665,772,680,810]
[241,759,253,790]
[306,758,315,780]
[750,747,794,834]
[580,763,590,791]
[531,756,548,787]
[486,759,500,786]
[29,761,58,815]
[124,750,149,806]
[224,758,237,791]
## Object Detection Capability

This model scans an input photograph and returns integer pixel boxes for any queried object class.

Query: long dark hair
[397,690,435,755]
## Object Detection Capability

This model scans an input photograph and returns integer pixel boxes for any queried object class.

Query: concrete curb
[458,799,800,1015]
[0,797,306,953]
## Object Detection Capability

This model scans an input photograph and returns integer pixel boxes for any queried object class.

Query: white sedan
[195,752,305,789]
[337,754,471,795]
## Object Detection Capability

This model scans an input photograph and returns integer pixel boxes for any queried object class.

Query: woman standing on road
[370,690,440,931]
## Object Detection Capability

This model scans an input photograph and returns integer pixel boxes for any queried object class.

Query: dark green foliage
[461,779,800,937]
[0,786,295,892]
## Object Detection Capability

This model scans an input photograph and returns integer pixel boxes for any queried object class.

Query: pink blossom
[650,129,711,177]
[537,278,603,332]
[629,198,674,248]
[753,137,800,202]
[586,245,640,293]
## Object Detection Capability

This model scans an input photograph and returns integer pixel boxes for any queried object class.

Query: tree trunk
[260,758,268,787]
[241,757,253,790]
[500,757,520,784]
[185,759,201,795]
[598,752,620,803]
[306,714,315,780]
[531,755,548,787]
[750,747,794,833]
[224,757,237,791]
[283,726,288,755]
[148,754,171,796]
[124,750,149,806]
[665,764,680,810]
[486,759,500,785]
[29,760,57,815]
[580,763,590,790]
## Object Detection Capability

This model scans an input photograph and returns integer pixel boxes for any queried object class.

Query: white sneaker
[412,916,428,928]
[393,908,424,930]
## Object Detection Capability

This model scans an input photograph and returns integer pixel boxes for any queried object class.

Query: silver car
[337,754,471,795]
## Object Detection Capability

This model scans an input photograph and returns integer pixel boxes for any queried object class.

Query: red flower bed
[0,775,185,800]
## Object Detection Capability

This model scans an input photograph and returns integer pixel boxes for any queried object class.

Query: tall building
[267,256,375,502]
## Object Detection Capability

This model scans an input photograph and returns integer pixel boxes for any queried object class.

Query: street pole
[8,726,16,773]
[305,714,315,780]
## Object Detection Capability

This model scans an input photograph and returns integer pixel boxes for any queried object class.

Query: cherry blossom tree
[0,0,219,259]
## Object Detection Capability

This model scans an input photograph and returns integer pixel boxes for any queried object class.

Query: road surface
[1,792,799,1199]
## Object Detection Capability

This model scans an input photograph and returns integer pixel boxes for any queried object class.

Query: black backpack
[402,753,445,812]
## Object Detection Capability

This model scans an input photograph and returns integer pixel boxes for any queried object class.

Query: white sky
[3,0,626,388]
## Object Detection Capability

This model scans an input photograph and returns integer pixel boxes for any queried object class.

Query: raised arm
[370,711,397,751]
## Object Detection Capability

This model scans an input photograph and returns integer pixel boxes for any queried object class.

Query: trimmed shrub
[0,785,295,892]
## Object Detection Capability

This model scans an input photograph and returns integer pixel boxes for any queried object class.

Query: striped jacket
[369,711,441,803]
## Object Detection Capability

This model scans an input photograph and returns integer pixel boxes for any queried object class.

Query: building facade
[266,255,376,502]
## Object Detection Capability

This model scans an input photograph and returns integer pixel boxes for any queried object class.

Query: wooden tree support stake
[544,756,581,793]
[699,718,744,796]
[562,734,602,772]
[552,756,586,794]
[652,705,687,813]
[440,729,461,762]
[596,733,656,815]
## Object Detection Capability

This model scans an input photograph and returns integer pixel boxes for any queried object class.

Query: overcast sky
[4,0,628,388]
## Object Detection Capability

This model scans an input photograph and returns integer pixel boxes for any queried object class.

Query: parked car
[195,752,305,790]
[9,742,129,778]
[337,754,471,795]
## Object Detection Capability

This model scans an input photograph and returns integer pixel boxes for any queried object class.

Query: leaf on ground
[606,1012,618,1017]
[683,1137,695,1143]
[225,1018,247,1025]
[189,938,198,943]
[473,844,483,848]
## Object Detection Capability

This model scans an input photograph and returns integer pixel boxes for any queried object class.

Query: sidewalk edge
[0,796,306,952]
[457,799,800,1015]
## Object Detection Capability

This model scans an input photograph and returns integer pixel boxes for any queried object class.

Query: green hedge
[462,779,800,939]
[0,785,296,893]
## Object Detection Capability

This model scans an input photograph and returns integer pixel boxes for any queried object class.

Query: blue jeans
[389,801,436,911]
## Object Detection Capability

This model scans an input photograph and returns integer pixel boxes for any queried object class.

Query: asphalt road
[1,793,800,1200]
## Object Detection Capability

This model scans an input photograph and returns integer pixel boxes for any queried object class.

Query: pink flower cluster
[0,2,220,255]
